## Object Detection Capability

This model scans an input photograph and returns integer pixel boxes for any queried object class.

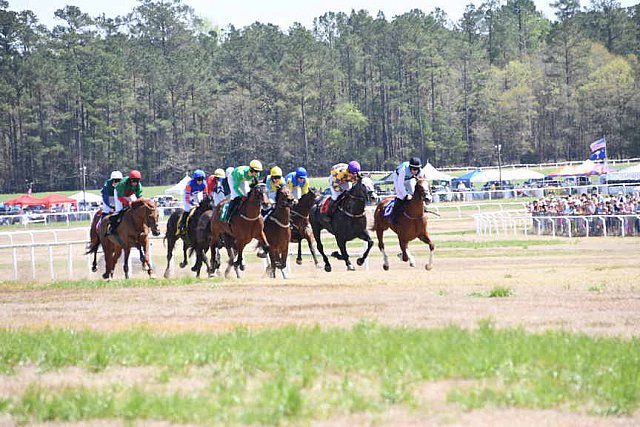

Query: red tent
[3,194,47,207]
[41,194,78,208]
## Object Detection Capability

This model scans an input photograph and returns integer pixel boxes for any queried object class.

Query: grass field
[0,199,639,426]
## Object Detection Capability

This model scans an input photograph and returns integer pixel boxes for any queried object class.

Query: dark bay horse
[309,176,375,272]
[163,193,212,278]
[87,198,161,279]
[372,178,435,270]
[290,189,320,267]
[264,185,294,278]
[210,182,269,278]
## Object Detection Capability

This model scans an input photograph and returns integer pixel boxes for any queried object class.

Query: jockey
[206,168,227,207]
[101,170,123,215]
[224,160,263,222]
[177,169,207,236]
[264,166,283,204]
[328,161,360,216]
[285,166,309,201]
[108,170,143,234]
[391,157,425,224]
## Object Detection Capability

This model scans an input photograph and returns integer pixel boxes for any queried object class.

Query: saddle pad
[383,199,395,219]
[320,196,331,214]
[218,201,229,221]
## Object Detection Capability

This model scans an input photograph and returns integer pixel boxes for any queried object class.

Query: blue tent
[451,169,482,188]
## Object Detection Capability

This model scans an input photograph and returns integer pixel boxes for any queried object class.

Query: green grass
[469,286,514,298]
[0,322,638,424]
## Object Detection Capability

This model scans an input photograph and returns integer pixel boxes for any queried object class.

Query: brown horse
[264,185,294,278]
[290,189,320,267]
[87,198,161,279]
[372,178,435,270]
[210,182,269,278]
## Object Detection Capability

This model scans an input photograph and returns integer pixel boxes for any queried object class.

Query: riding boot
[177,211,188,237]
[107,214,119,235]
[226,198,239,223]
[391,198,404,225]
[328,194,342,218]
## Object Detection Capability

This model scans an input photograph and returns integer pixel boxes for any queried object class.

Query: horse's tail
[85,240,100,255]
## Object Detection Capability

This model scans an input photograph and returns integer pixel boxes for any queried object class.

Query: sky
[7,0,640,31]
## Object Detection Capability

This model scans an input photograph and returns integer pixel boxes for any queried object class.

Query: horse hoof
[356,258,365,266]
[409,262,416,268]
[324,265,332,272]
[425,264,433,271]
[91,267,97,273]
[347,265,355,271]
[383,264,389,271]
[239,264,245,271]
[102,273,110,280]
[179,262,187,269]
[296,259,303,265]
[191,266,199,272]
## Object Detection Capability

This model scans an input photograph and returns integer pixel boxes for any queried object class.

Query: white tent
[469,168,545,183]
[422,163,453,182]
[606,164,640,182]
[164,174,191,194]
[69,191,102,204]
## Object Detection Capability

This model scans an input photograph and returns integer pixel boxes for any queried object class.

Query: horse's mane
[131,198,155,209]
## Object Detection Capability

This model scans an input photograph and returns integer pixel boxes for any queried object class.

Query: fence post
[30,246,36,279]
[12,247,18,280]
[67,244,73,277]
[48,246,55,280]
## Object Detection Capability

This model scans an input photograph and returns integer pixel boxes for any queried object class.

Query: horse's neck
[405,190,425,214]
[124,207,147,232]
[273,204,290,222]
[293,200,311,216]
[241,195,261,215]
[343,193,365,214]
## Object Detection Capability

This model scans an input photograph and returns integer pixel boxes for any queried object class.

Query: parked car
[482,180,514,191]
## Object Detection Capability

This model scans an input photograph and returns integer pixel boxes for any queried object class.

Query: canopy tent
[3,194,47,207]
[41,194,78,208]
[606,164,640,182]
[451,169,483,187]
[69,191,103,204]
[421,163,453,182]
[165,174,191,195]
[501,168,545,181]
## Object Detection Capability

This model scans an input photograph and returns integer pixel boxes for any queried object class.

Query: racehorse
[210,182,269,278]
[189,209,231,278]
[264,185,294,278]
[290,189,320,267]
[309,176,376,272]
[163,193,212,278]
[372,177,435,270]
[86,198,161,279]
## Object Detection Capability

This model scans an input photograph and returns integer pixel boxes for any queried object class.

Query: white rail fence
[0,227,369,282]
[475,211,640,238]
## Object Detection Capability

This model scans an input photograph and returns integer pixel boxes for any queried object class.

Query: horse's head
[349,175,376,204]
[248,181,269,205]
[415,178,432,205]
[133,198,161,236]
[275,184,294,208]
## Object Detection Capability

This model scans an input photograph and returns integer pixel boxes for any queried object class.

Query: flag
[589,137,606,161]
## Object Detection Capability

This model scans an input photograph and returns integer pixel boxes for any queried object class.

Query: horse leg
[304,227,320,267]
[179,239,188,268]
[102,243,112,280]
[356,231,374,267]
[91,249,98,273]
[123,248,131,279]
[418,233,435,271]
[280,250,288,279]
[397,240,415,267]
[376,226,389,271]
[268,250,276,279]
[164,236,176,279]
[233,244,244,278]
[296,239,303,265]
[313,224,331,272]
[224,244,235,278]
[336,238,354,271]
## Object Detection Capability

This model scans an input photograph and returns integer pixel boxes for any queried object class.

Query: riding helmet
[409,157,422,169]
[347,160,361,174]
[110,170,123,180]
[213,168,226,178]
[249,159,263,171]
[270,166,283,177]
[295,167,308,178]
[129,170,142,180]
[192,169,206,179]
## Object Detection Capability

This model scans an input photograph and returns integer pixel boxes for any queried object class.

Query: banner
[589,137,606,161]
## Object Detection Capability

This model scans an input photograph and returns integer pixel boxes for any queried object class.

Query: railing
[475,211,640,237]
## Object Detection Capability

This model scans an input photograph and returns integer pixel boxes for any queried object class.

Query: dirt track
[1,238,639,337]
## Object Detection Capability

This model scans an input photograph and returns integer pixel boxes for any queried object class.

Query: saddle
[382,199,396,219]
[319,196,332,214]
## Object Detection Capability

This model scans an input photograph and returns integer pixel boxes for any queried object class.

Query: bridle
[240,184,266,222]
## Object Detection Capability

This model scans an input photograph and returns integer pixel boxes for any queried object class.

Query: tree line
[1,0,639,192]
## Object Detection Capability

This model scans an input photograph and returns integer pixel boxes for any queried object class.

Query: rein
[403,210,427,220]
[338,204,366,218]
[290,210,308,219]
[267,214,290,228]
[240,212,261,221]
